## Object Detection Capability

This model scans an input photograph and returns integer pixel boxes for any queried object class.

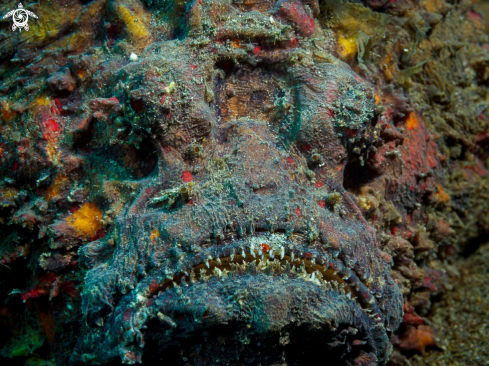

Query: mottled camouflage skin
[73,0,403,364]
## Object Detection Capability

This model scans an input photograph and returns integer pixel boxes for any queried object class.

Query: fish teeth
[256,259,263,269]
[213,267,222,278]
[249,261,257,273]
[313,271,322,285]
[285,262,291,273]
[159,249,364,305]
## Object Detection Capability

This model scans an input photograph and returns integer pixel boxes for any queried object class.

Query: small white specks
[403,48,409,52]
[136,294,145,303]
[164,81,176,93]
[129,52,138,61]
[270,16,275,23]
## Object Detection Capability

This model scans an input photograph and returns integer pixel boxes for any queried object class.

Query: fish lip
[146,270,389,364]
[148,231,386,323]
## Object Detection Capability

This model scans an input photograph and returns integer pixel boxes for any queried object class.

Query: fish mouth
[147,233,381,313]
[157,251,358,300]
[137,232,391,365]
[144,278,382,366]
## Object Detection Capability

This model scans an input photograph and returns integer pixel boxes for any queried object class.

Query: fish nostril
[186,144,202,160]
[180,186,191,201]
[309,153,322,164]
[190,145,200,154]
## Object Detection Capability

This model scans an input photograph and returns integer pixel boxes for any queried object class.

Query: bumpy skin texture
[3,0,489,363]
[71,0,403,364]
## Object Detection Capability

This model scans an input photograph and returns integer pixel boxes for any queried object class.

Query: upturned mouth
[144,276,381,366]
[145,233,384,320]
[156,251,358,301]
[79,222,398,364]
[137,234,391,365]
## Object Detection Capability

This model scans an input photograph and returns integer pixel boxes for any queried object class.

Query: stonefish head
[74,0,403,364]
